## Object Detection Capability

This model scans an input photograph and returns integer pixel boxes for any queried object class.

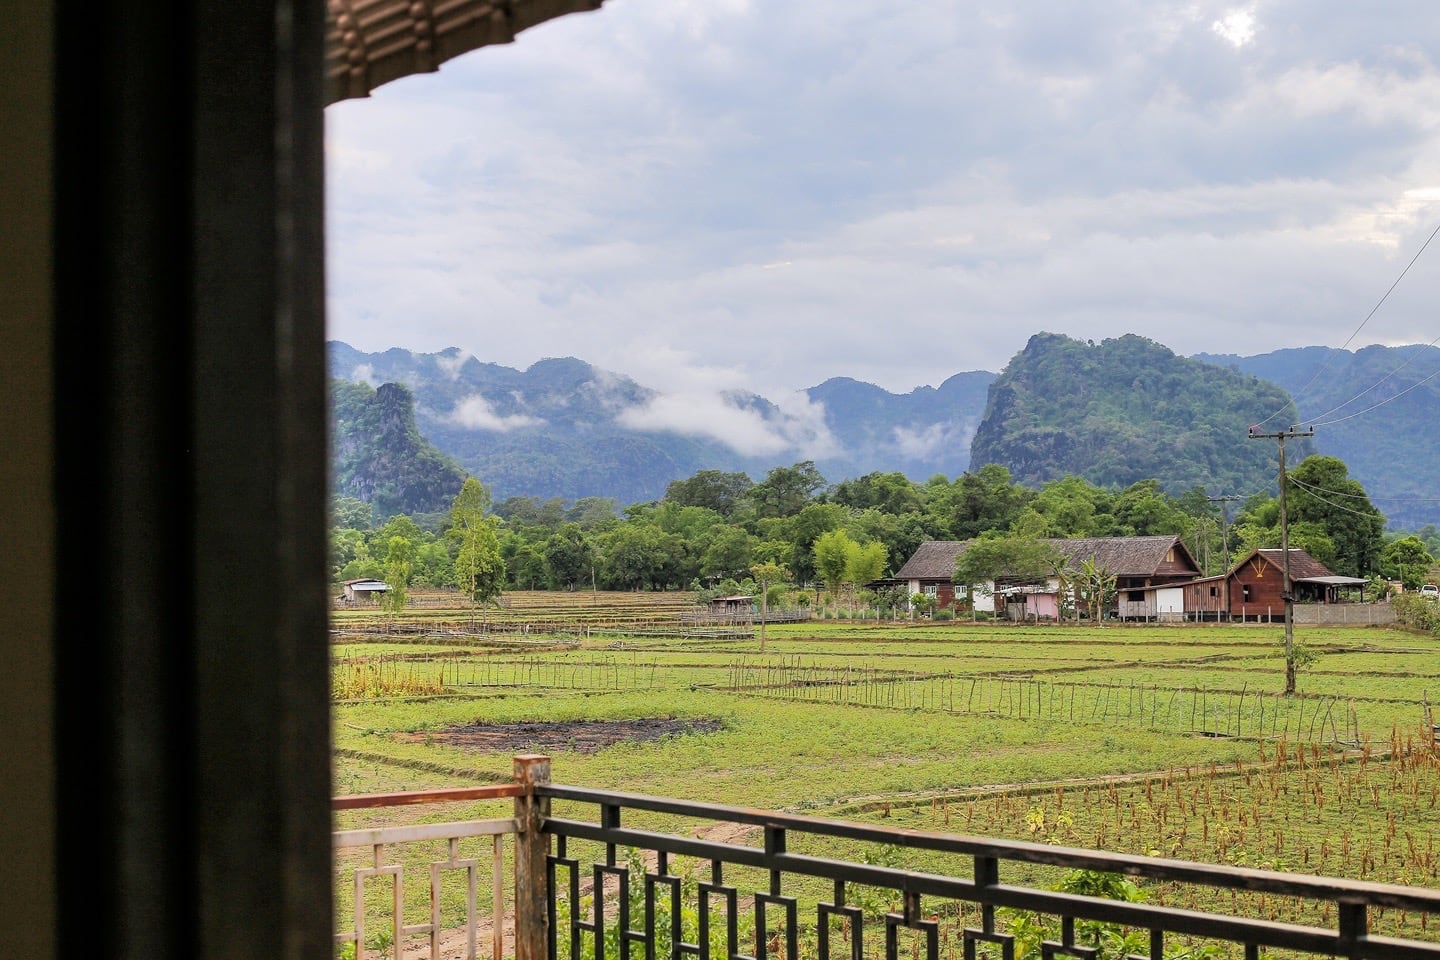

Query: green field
[331,594,1440,956]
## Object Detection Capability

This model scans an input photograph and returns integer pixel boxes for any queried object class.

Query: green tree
[784,502,848,583]
[598,523,685,590]
[812,529,856,600]
[1286,455,1386,577]
[828,471,923,515]
[502,534,547,590]
[845,540,889,592]
[747,461,826,519]
[664,469,755,518]
[448,477,506,621]
[954,536,1064,597]
[567,497,620,529]
[1012,475,1112,538]
[380,535,413,621]
[331,495,373,530]
[700,525,756,582]
[543,524,594,589]
[748,561,790,652]
[1108,479,1187,536]
[375,513,424,547]
[1067,557,1116,622]
[926,464,1033,539]
[413,540,454,587]
[1381,535,1435,589]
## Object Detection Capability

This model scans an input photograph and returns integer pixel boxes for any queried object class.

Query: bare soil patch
[397,717,722,755]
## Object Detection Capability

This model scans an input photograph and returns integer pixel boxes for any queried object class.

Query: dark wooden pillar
[50,1,332,957]
[514,754,553,960]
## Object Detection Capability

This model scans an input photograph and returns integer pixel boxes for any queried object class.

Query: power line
[1281,480,1440,504]
[1297,335,1440,424]
[1252,219,1440,430]
[1286,476,1384,519]
[1308,364,1440,427]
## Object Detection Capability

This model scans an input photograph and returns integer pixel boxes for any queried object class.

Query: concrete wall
[1291,604,1398,626]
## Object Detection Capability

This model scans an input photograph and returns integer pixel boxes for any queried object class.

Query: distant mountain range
[1195,344,1440,529]
[327,340,993,509]
[328,335,1440,528]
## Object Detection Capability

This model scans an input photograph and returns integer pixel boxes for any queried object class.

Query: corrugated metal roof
[326,0,608,106]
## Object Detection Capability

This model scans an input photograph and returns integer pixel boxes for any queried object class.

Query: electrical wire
[1288,475,1440,504]
[1308,365,1440,427]
[1251,219,1440,430]
[1286,476,1383,519]
[1298,334,1440,425]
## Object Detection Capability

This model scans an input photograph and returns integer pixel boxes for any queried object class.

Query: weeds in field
[332,659,444,699]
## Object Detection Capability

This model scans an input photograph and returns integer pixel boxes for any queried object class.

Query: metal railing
[335,757,1440,960]
[333,783,525,960]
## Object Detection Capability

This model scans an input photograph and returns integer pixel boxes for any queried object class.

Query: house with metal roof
[341,578,391,603]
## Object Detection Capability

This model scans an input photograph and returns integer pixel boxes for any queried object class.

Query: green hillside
[970,333,1308,496]
[330,380,468,519]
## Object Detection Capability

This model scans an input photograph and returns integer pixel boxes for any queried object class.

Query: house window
[923,585,938,597]
[1242,585,1252,602]
[1209,586,1218,597]
[1127,590,1144,602]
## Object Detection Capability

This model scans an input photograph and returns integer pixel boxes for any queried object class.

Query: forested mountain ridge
[327,342,996,509]
[329,341,781,506]
[330,379,468,518]
[330,337,1440,528]
[1195,343,1440,529]
[968,333,1309,496]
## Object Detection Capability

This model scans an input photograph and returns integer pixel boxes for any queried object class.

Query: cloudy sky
[325,0,1440,404]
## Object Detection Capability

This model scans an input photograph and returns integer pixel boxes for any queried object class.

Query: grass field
[331,591,1440,956]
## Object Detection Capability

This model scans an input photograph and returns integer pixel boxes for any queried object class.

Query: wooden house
[1049,536,1202,620]
[1182,548,1369,622]
[708,594,755,615]
[892,535,1202,619]
[890,541,992,611]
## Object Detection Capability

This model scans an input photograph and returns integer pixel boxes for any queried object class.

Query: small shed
[709,594,754,615]
[341,578,390,603]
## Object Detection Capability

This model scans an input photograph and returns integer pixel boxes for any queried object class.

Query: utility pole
[1248,424,1315,695]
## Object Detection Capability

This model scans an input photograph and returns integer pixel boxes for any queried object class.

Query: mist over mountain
[328,341,995,508]
[329,338,1440,528]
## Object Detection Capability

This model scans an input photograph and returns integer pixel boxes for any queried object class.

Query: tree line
[331,456,1440,607]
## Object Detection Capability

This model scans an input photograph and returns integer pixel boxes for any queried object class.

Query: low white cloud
[892,421,975,460]
[434,349,467,380]
[351,364,379,386]
[447,394,546,431]
[615,389,840,459]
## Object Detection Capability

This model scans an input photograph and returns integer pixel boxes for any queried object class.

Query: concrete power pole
[1248,424,1315,695]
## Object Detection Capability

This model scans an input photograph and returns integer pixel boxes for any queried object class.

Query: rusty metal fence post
[514,754,552,960]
